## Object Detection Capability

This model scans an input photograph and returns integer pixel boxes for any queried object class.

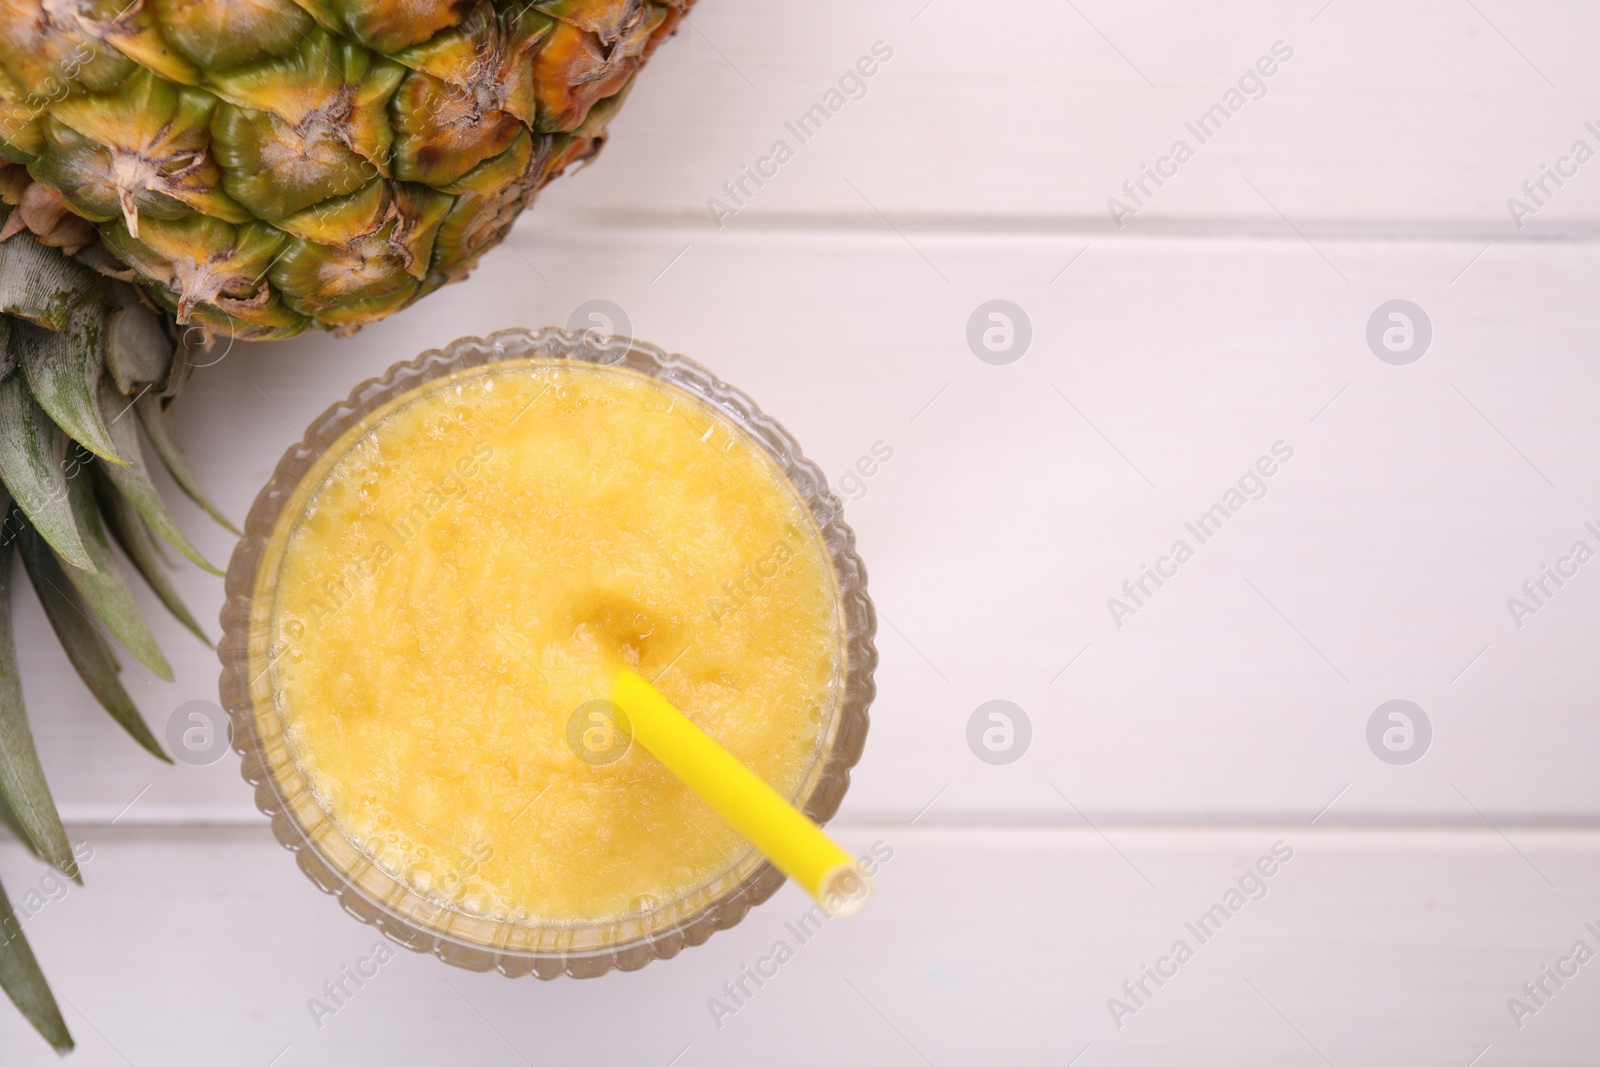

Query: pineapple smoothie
[264,360,843,925]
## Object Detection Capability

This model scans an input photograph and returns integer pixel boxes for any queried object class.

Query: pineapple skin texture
[0,0,691,339]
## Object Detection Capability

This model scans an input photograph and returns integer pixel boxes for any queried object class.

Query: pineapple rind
[0,0,694,336]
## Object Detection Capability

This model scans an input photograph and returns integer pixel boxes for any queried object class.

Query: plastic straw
[611,668,871,916]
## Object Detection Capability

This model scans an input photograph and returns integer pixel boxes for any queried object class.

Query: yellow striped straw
[611,668,871,916]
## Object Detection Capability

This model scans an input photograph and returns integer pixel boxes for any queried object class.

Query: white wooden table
[5,2,1600,1063]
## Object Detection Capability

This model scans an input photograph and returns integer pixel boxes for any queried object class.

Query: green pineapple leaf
[17,521,170,763]
[92,465,211,648]
[0,872,73,1054]
[0,230,97,333]
[0,517,78,881]
[134,392,241,536]
[15,303,129,468]
[92,375,221,575]
[0,790,40,861]
[0,371,95,571]
[54,469,173,682]
[100,295,174,397]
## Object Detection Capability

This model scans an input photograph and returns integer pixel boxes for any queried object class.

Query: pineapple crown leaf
[0,369,94,569]
[0,517,78,880]
[0,867,74,1054]
[135,390,240,536]
[92,373,221,575]
[0,788,38,862]
[0,238,227,652]
[16,304,131,467]
[18,518,171,761]
[92,464,210,647]
[0,229,97,333]
[55,468,173,682]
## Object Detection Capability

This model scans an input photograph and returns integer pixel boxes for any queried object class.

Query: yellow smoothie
[265,361,843,925]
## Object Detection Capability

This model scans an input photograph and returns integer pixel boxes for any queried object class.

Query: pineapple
[0,0,693,1049]
[0,0,691,339]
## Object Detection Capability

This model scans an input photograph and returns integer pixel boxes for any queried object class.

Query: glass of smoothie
[219,328,876,977]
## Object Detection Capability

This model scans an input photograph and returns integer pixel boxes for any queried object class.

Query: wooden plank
[13,230,1599,824]
[0,826,1596,1064]
[546,0,1600,231]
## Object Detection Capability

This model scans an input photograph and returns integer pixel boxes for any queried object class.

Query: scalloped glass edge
[217,328,878,979]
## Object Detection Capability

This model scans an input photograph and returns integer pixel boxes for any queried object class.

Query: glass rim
[217,327,877,978]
